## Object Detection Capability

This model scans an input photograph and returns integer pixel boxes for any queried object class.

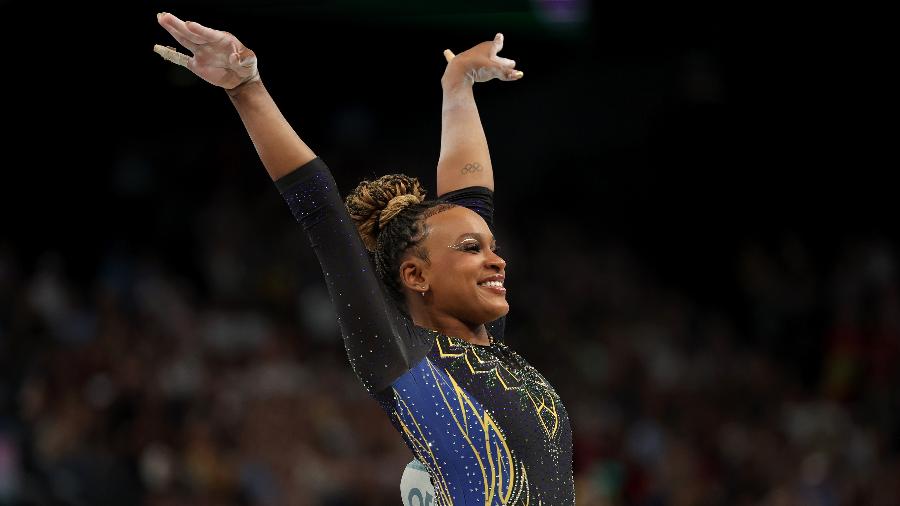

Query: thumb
[491,33,504,56]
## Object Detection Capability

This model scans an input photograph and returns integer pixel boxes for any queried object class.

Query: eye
[450,240,482,253]
[491,244,502,254]
[461,242,481,253]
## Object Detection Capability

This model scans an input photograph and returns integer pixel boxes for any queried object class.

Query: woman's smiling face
[416,206,508,326]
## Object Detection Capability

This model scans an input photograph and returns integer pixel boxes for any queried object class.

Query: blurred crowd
[0,187,900,506]
[1,179,898,505]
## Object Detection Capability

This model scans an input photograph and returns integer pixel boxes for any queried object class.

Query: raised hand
[443,33,523,85]
[154,12,260,90]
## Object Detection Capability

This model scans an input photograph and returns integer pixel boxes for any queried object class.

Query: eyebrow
[453,233,496,244]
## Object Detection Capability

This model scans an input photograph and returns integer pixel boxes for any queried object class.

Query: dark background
[4,1,884,271]
[1,1,894,505]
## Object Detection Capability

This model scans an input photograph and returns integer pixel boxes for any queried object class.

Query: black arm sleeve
[439,186,496,228]
[276,158,426,393]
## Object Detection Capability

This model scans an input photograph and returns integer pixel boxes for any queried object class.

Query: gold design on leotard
[425,359,526,505]
[393,356,545,504]
[526,389,560,440]
[435,336,522,386]
[435,337,466,359]
[435,334,562,439]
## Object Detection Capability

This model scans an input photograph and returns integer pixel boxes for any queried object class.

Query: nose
[486,249,506,271]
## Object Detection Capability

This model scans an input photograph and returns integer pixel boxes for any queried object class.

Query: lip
[477,274,506,294]
[477,274,505,283]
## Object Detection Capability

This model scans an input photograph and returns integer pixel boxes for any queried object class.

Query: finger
[493,56,516,68]
[153,44,191,69]
[157,12,198,48]
[157,12,206,46]
[491,33,504,57]
[504,69,524,81]
[443,49,456,62]
[157,15,197,51]
[184,20,226,45]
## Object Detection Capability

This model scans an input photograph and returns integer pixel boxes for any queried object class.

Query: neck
[410,308,491,346]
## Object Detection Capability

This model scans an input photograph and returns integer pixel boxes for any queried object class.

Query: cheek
[429,256,478,295]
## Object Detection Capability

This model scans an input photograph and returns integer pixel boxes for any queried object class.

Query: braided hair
[345,174,455,308]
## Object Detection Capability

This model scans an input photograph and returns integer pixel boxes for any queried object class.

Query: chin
[483,301,510,323]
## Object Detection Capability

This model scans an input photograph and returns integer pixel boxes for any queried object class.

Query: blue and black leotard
[277,158,575,505]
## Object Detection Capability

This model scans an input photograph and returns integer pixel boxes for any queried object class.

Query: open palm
[156,12,259,89]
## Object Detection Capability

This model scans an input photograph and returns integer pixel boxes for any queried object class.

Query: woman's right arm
[226,80,316,180]
[155,13,419,392]
[156,12,314,180]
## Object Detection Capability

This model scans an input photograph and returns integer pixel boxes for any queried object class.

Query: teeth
[479,280,504,288]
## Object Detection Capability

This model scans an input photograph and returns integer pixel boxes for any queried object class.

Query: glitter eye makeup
[448,234,500,254]
[449,238,481,252]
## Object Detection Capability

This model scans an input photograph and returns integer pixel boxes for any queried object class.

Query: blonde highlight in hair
[344,174,455,309]
[345,174,426,252]
[380,194,422,229]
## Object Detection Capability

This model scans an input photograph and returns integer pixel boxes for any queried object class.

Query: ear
[399,257,430,293]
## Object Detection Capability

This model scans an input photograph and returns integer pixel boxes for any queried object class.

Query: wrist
[441,58,475,90]
[441,64,474,90]
[226,75,263,98]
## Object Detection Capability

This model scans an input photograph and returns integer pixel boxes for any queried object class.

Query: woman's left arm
[436,34,522,196]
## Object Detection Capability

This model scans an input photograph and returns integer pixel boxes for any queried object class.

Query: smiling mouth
[477,280,506,294]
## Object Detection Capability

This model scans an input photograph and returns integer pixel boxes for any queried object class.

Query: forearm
[227,80,316,181]
[437,70,495,195]
[278,160,418,393]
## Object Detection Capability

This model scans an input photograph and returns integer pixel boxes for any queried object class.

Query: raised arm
[155,14,420,393]
[155,12,314,180]
[436,34,522,196]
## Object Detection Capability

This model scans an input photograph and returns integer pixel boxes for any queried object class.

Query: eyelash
[460,243,501,254]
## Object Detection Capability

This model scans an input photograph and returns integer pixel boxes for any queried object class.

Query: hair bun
[345,174,426,251]
[380,194,422,228]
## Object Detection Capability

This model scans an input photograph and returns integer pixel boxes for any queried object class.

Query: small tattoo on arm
[461,163,482,175]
